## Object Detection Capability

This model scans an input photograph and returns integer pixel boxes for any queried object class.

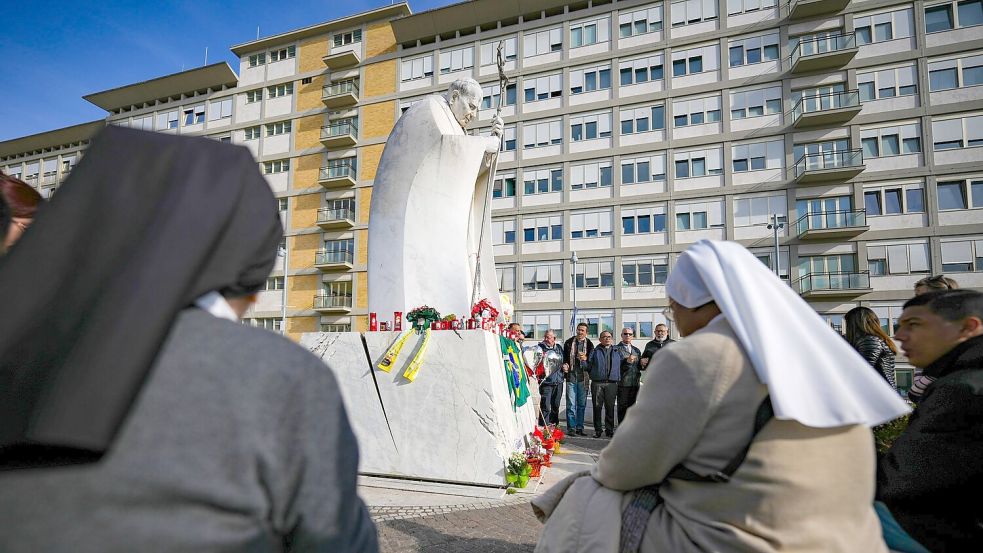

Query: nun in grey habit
[0,126,377,553]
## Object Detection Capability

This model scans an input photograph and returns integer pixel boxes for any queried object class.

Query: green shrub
[874,414,910,453]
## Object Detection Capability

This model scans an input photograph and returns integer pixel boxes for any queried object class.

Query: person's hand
[485,115,504,154]
[628,354,637,363]
[578,352,587,361]
[491,115,504,138]
[562,363,569,373]
[640,358,649,368]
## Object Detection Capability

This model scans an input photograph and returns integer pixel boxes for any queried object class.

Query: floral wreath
[406,305,442,331]
[470,298,499,320]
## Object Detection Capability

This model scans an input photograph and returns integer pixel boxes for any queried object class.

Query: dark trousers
[617,386,640,425]
[591,381,618,434]
[539,383,562,425]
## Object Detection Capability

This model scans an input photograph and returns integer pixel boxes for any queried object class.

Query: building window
[861,123,921,158]
[929,53,983,91]
[522,215,563,242]
[576,312,615,339]
[940,238,983,272]
[439,46,474,74]
[264,159,290,174]
[156,110,179,130]
[621,154,667,184]
[570,16,610,48]
[266,121,292,136]
[321,323,352,332]
[208,98,233,121]
[571,160,613,189]
[672,95,721,127]
[732,139,783,172]
[245,90,262,103]
[623,310,669,339]
[183,104,205,126]
[674,147,723,178]
[492,219,517,245]
[937,178,983,210]
[244,126,261,140]
[521,312,563,341]
[278,198,288,212]
[570,210,613,239]
[933,114,983,150]
[522,120,563,149]
[726,0,778,16]
[570,112,612,141]
[800,254,858,278]
[671,0,719,27]
[522,263,563,290]
[497,266,516,292]
[675,199,724,230]
[867,242,930,276]
[672,44,718,77]
[622,206,667,234]
[793,139,851,166]
[265,276,285,290]
[570,64,612,95]
[622,257,670,286]
[729,86,782,119]
[523,27,563,57]
[619,4,664,37]
[481,83,516,109]
[132,115,153,130]
[620,105,666,134]
[249,318,283,332]
[270,45,296,62]
[735,193,786,227]
[751,248,790,279]
[855,8,914,45]
[268,83,293,98]
[523,167,563,195]
[619,55,665,86]
[493,174,517,198]
[574,260,615,288]
[333,29,362,47]
[523,73,563,102]
[248,53,266,67]
[858,64,919,101]
[925,0,983,33]
[728,32,780,67]
[401,55,433,82]
[864,184,925,216]
[480,37,518,66]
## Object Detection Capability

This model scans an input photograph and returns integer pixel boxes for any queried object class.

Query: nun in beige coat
[532,240,910,553]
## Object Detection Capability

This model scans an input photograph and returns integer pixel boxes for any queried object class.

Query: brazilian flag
[499,335,530,408]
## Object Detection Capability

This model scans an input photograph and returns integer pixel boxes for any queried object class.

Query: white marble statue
[368,78,504,319]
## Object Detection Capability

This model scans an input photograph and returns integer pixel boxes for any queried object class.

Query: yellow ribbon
[377,330,414,372]
[402,328,432,382]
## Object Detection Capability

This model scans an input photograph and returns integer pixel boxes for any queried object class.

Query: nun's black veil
[0,126,283,468]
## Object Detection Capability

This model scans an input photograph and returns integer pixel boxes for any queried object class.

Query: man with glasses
[616,328,643,426]
[587,331,623,438]
[562,323,594,436]
[640,323,675,374]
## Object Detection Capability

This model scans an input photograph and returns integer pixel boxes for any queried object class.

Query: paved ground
[376,503,541,553]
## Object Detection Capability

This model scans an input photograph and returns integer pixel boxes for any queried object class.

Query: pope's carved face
[448,88,480,128]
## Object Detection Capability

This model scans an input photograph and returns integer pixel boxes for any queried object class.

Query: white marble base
[301,330,538,486]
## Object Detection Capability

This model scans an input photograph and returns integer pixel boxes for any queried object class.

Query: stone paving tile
[377,503,541,553]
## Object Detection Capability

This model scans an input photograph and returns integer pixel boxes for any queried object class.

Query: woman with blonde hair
[845,306,897,388]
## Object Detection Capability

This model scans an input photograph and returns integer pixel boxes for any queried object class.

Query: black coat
[640,338,675,364]
[562,336,594,383]
[877,335,983,552]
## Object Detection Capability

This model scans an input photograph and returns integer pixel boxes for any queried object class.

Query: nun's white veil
[666,240,910,428]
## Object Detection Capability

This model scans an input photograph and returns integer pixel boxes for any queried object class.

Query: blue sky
[0,0,455,141]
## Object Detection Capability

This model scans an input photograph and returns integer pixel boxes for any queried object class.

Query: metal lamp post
[766,213,785,277]
[571,250,579,332]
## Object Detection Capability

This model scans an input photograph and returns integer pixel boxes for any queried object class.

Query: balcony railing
[323,80,359,98]
[795,209,867,236]
[320,161,356,181]
[321,121,358,141]
[314,294,353,309]
[790,33,857,70]
[315,250,354,266]
[317,207,355,225]
[791,90,861,122]
[795,271,870,294]
[794,149,864,180]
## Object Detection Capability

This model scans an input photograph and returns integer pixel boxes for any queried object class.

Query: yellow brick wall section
[292,193,320,230]
[299,36,329,73]
[365,20,396,58]
[356,229,368,265]
[294,153,321,191]
[287,274,320,312]
[295,115,324,151]
[297,74,326,111]
[286,316,319,342]
[353,315,368,332]
[363,59,396,98]
[359,143,385,181]
[357,187,372,224]
[290,233,321,272]
[361,101,395,140]
[356,272,368,309]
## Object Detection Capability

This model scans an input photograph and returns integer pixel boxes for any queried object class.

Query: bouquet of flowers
[470,298,499,321]
[406,305,441,331]
[506,451,531,487]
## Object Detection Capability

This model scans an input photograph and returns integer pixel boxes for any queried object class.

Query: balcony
[792,90,862,129]
[788,0,850,20]
[318,161,357,189]
[314,293,353,313]
[794,149,864,184]
[795,271,871,298]
[795,209,868,239]
[790,34,858,74]
[322,81,359,108]
[320,121,358,149]
[314,250,354,271]
[316,207,355,230]
[323,49,360,70]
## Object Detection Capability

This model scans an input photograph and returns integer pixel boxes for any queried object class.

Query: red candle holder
[369,312,378,332]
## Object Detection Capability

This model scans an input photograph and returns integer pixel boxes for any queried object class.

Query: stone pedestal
[301,330,537,486]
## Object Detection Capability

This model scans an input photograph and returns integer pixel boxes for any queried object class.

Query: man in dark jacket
[587,331,624,438]
[562,323,594,435]
[878,289,983,552]
[639,323,675,375]
[616,327,643,426]
[537,330,565,426]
